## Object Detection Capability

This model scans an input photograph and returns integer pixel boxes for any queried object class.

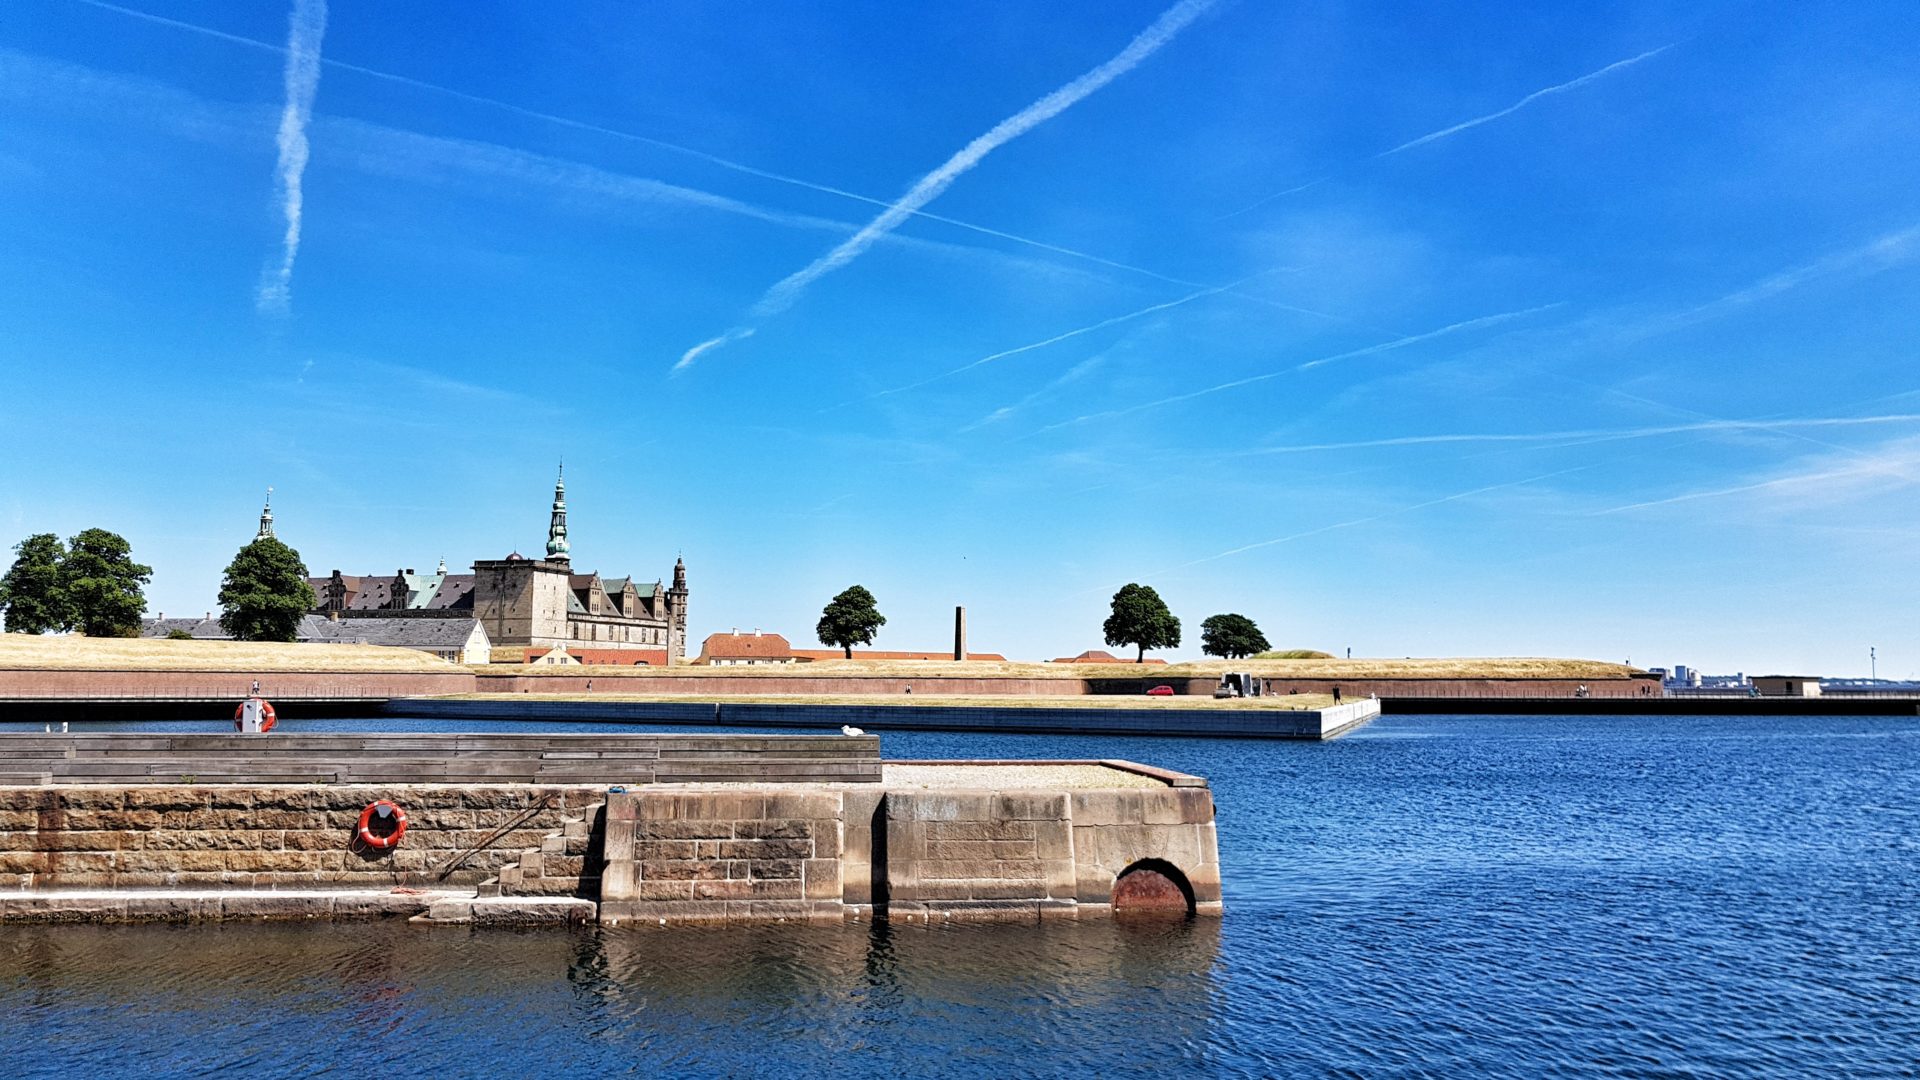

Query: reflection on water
[4,713,1919,1076]
[1,918,1221,1077]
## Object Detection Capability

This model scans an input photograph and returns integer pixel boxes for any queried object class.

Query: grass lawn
[487,656,1642,680]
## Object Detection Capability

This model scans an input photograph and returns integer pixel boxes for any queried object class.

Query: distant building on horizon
[141,612,490,664]
[691,628,1007,665]
[307,468,690,663]
[698,630,797,665]
[1049,649,1168,665]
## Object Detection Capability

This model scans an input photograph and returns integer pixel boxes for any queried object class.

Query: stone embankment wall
[2,774,1221,925]
[1221,676,1662,700]
[598,781,1221,925]
[0,784,600,893]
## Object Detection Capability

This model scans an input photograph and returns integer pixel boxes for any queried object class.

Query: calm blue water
[3,713,1918,1077]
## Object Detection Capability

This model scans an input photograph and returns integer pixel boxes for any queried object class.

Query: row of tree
[1103,582,1271,660]
[0,531,315,641]
[811,582,1272,662]
[0,531,153,637]
[7,536,1271,660]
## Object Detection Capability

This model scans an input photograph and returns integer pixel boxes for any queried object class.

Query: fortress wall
[1226,676,1661,699]
[0,669,477,700]
[473,673,1094,695]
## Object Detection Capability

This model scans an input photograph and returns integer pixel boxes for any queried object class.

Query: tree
[0,533,74,634]
[1201,613,1270,659]
[817,585,886,659]
[1103,582,1181,662]
[60,528,151,637]
[218,537,317,642]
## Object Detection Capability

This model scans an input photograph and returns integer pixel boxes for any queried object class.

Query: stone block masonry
[0,784,600,894]
[599,766,1222,926]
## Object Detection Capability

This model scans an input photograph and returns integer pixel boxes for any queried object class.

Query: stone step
[413,896,596,926]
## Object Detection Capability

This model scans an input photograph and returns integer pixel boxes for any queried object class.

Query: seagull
[841,725,865,736]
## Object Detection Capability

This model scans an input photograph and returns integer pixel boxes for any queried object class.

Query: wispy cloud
[1595,434,1920,515]
[255,0,326,314]
[1169,463,1602,572]
[1243,414,1920,455]
[1654,225,1920,331]
[1044,303,1558,432]
[674,0,1217,370]
[1379,45,1673,157]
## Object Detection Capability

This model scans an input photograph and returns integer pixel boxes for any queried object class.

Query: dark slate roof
[298,615,482,649]
[425,575,476,610]
[140,618,229,640]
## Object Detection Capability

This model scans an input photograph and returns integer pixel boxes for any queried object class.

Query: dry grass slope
[0,632,461,672]
[490,656,1643,680]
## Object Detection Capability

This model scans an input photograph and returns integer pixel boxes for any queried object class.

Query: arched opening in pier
[1112,859,1194,918]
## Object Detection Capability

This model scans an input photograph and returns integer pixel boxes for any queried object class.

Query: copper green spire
[546,465,570,562]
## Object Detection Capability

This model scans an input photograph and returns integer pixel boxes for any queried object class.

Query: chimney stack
[954,605,967,661]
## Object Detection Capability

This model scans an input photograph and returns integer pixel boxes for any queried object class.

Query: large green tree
[817,585,886,659]
[1103,583,1181,662]
[1200,613,1270,660]
[0,533,74,634]
[218,537,317,642]
[60,528,151,637]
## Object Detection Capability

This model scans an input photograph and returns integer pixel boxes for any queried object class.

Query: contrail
[676,0,1217,369]
[1241,414,1920,455]
[1042,304,1556,432]
[864,270,1273,402]
[256,0,326,313]
[75,0,1208,293]
[1217,45,1673,218]
[1378,45,1672,157]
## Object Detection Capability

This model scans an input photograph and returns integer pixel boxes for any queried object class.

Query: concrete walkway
[0,886,588,925]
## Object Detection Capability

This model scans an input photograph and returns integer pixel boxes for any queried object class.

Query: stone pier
[0,734,1221,926]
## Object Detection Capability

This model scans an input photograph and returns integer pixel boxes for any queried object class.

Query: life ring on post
[233,698,276,732]
[356,800,409,849]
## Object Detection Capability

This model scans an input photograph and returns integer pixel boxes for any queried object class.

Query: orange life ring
[233,698,277,732]
[357,800,409,849]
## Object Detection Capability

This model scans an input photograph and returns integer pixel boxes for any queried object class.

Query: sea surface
[3,713,1918,1078]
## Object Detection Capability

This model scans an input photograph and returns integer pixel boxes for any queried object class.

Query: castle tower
[667,556,689,664]
[546,465,570,563]
[255,488,275,541]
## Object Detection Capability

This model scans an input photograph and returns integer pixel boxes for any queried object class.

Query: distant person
[1332,686,1342,704]
[250,679,260,696]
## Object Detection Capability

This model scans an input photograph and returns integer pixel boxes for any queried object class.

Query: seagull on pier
[841,725,865,736]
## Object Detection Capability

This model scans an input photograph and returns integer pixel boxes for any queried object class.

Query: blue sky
[2,0,1916,675]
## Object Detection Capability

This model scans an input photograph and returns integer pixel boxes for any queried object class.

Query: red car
[1145,685,1175,696]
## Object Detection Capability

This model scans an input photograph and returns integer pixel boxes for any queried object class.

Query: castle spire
[546,465,570,562]
[256,487,275,540]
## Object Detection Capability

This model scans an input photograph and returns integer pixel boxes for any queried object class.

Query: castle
[309,469,689,663]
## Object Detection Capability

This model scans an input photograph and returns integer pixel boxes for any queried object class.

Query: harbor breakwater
[0,733,1220,927]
